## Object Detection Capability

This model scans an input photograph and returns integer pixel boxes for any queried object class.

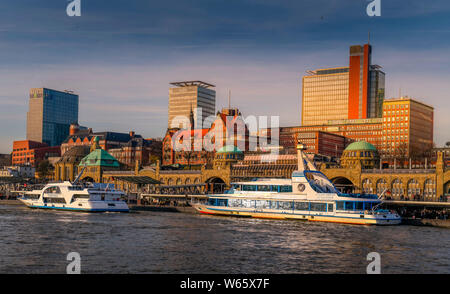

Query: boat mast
[72,165,86,185]
[296,140,317,171]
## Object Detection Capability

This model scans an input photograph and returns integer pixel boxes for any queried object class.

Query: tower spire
[189,102,195,130]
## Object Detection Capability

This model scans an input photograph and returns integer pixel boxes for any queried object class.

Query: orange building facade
[381,97,434,158]
[11,140,60,167]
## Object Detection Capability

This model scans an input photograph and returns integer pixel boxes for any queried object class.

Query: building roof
[216,145,243,154]
[344,141,377,152]
[170,81,215,88]
[79,149,120,167]
[63,131,142,144]
[57,146,91,164]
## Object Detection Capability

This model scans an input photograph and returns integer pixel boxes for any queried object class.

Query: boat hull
[192,204,401,225]
[18,198,129,213]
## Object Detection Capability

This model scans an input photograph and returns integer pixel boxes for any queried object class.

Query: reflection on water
[0,205,449,274]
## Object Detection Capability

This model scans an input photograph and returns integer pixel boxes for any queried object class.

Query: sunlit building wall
[382,97,434,158]
[301,67,349,126]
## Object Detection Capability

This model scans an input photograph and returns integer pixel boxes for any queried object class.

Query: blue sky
[1,0,450,153]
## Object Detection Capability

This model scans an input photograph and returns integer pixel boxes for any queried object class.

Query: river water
[0,204,449,274]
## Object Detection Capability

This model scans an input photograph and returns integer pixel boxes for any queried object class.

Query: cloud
[0,0,450,152]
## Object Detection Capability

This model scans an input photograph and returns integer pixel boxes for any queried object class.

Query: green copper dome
[216,145,243,154]
[344,141,377,152]
[79,149,120,167]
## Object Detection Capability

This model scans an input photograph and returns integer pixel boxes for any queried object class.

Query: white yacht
[18,169,129,212]
[192,143,401,225]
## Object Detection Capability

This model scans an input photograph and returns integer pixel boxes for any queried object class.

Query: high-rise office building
[301,43,385,126]
[26,88,79,146]
[382,97,433,157]
[348,44,385,119]
[302,67,350,126]
[168,81,216,129]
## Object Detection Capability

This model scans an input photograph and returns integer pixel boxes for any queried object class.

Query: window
[280,185,293,192]
[344,201,354,211]
[294,202,309,211]
[279,201,293,210]
[336,201,344,210]
[255,200,270,209]
[310,202,327,212]
[355,202,364,211]
[243,185,256,191]
[270,201,278,209]
[327,203,334,212]
[44,186,61,194]
[228,199,242,207]
[257,185,270,192]
[242,199,254,208]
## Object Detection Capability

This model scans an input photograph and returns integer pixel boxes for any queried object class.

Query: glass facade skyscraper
[26,88,79,146]
[301,44,385,126]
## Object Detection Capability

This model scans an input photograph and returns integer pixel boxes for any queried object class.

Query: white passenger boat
[18,168,129,212]
[192,143,401,225]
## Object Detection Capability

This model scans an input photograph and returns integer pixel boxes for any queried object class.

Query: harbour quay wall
[402,218,450,228]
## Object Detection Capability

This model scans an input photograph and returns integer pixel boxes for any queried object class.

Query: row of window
[210,198,333,212]
[210,199,378,212]
[43,197,67,204]
[231,184,293,193]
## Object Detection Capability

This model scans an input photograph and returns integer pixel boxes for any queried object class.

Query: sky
[1,0,450,153]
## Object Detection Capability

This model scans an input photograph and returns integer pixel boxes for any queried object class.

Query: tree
[37,160,51,180]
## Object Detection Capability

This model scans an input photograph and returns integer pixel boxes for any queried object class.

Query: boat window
[232,184,241,190]
[310,202,327,212]
[242,185,256,191]
[328,203,334,212]
[71,194,89,203]
[255,200,270,209]
[280,185,292,192]
[43,197,66,204]
[216,199,228,207]
[270,185,279,192]
[279,201,293,210]
[344,202,354,211]
[24,194,40,200]
[257,185,270,192]
[270,201,278,209]
[336,201,344,210]
[68,186,84,191]
[44,186,61,194]
[294,202,309,211]
[355,202,364,211]
[364,202,372,210]
[228,199,242,207]
[241,199,254,208]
